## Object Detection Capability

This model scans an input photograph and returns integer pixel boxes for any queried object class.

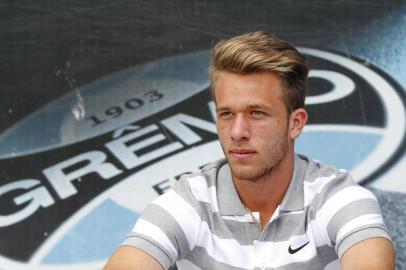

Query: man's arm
[340,237,395,270]
[104,246,164,270]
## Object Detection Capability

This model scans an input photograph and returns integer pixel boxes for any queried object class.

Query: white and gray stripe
[122,154,391,270]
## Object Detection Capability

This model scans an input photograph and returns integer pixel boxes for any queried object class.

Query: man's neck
[233,153,295,226]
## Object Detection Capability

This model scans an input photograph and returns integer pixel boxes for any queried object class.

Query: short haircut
[209,31,308,113]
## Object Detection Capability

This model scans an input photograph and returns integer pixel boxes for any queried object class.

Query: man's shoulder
[298,154,352,184]
[168,158,228,200]
[165,159,227,213]
[298,154,363,202]
[298,154,377,208]
[176,158,228,185]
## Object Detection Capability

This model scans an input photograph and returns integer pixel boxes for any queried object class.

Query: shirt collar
[279,154,308,212]
[217,154,308,216]
[217,161,247,215]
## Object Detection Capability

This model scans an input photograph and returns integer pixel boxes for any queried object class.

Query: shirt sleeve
[336,225,391,258]
[121,179,201,269]
[313,171,392,258]
[122,230,174,270]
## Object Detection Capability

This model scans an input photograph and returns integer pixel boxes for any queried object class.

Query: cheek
[255,120,281,133]
[216,123,228,138]
[275,118,286,128]
[257,122,287,140]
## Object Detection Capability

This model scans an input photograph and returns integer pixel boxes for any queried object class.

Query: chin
[229,163,271,182]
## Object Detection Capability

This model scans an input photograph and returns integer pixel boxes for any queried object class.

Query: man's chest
[179,212,338,270]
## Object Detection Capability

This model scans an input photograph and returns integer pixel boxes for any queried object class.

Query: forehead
[214,71,284,107]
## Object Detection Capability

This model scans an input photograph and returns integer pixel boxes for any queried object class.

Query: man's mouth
[230,149,256,159]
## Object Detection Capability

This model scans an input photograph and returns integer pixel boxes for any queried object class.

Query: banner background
[1,1,405,269]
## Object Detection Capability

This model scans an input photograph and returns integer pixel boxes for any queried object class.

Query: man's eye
[251,111,265,117]
[219,111,232,118]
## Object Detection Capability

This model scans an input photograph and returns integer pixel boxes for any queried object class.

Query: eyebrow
[216,103,270,112]
[215,106,229,113]
[247,103,269,109]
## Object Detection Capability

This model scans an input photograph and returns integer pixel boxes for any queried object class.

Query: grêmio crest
[0,48,404,269]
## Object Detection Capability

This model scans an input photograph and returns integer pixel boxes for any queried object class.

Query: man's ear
[288,108,308,140]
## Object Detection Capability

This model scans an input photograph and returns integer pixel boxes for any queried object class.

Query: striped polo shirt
[122,154,391,270]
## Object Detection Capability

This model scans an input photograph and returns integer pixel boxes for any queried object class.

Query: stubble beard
[225,134,289,183]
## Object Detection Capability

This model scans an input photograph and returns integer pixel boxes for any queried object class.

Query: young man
[104,32,395,270]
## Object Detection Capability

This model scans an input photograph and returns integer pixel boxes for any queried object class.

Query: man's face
[215,71,292,181]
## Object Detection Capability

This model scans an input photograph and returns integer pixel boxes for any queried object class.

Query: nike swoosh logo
[288,241,310,254]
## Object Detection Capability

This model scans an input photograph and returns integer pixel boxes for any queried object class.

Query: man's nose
[230,114,250,141]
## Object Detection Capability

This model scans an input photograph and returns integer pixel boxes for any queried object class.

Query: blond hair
[209,31,308,113]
